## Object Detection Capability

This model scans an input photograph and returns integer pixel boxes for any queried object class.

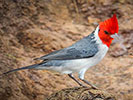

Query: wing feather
[35,32,98,60]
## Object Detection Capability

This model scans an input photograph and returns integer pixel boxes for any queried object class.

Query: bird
[1,14,119,89]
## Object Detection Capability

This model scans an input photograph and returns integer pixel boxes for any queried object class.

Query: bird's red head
[98,14,119,47]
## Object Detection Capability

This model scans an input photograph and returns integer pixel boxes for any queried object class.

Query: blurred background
[0,0,133,100]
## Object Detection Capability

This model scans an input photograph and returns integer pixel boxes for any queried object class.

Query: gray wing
[35,32,98,60]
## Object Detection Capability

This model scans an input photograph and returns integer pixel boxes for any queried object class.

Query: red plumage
[98,14,119,47]
[99,14,119,35]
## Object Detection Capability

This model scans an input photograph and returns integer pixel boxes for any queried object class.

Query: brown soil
[0,0,133,100]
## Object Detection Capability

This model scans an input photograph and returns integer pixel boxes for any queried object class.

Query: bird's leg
[80,79,98,89]
[68,74,83,86]
[78,69,98,89]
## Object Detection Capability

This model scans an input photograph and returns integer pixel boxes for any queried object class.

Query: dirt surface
[0,0,133,100]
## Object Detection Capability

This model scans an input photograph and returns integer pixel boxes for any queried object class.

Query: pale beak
[111,33,120,42]
[111,33,127,52]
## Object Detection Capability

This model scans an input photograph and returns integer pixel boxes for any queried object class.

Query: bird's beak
[111,33,120,41]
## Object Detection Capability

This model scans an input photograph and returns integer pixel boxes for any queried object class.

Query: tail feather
[1,64,38,76]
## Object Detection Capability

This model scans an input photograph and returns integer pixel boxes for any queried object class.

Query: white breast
[82,26,109,68]
[59,26,108,74]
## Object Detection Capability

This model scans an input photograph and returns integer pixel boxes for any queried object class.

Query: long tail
[1,64,39,76]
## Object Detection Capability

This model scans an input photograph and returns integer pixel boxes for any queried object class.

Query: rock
[46,87,116,100]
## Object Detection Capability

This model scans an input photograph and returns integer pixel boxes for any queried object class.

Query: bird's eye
[104,31,109,35]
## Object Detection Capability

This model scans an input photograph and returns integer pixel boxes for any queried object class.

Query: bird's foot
[78,83,86,87]
[81,79,99,89]
[90,84,98,89]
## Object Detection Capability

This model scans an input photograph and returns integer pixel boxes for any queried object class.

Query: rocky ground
[0,0,133,100]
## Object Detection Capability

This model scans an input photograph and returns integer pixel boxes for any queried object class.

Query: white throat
[93,26,103,44]
[93,26,109,57]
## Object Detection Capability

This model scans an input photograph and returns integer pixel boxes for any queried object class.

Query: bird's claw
[90,84,99,89]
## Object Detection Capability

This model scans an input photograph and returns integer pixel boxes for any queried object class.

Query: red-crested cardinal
[2,14,119,89]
